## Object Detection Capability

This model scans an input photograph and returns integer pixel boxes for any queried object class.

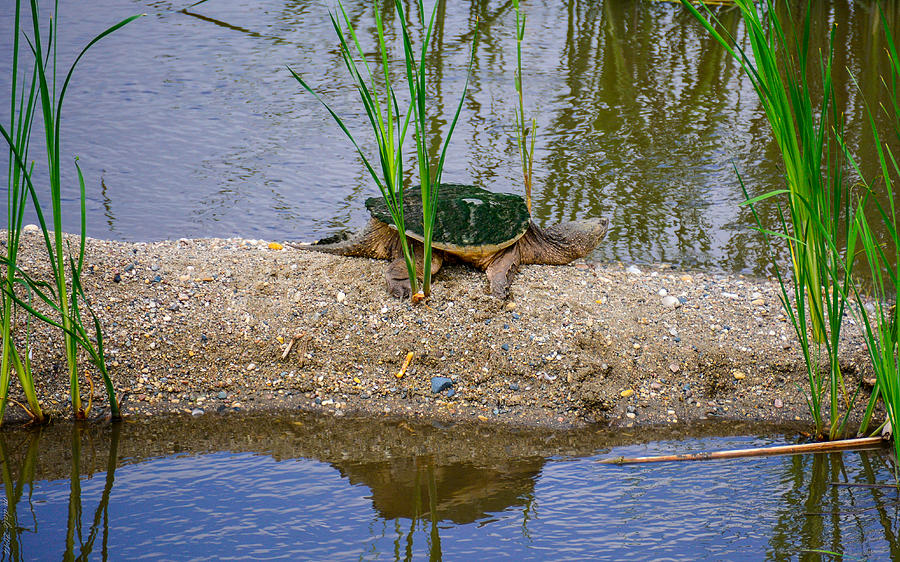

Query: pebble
[668,363,680,373]
[191,408,204,416]
[626,265,642,275]
[23,224,39,233]
[649,382,662,390]
[661,296,681,309]
[501,343,509,351]
[625,412,636,419]
[447,388,456,398]
[337,291,346,304]
[620,388,634,398]
[733,370,746,380]
[509,382,519,391]
[218,391,228,399]
[113,273,121,283]
[431,376,453,394]
[658,288,668,297]
[774,398,784,408]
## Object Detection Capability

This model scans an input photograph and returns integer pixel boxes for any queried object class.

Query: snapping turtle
[299,184,608,298]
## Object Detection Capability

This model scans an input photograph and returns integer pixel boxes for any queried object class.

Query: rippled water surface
[1,1,899,274]
[4,415,900,560]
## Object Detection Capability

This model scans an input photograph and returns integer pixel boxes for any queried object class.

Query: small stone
[626,265,642,275]
[625,412,636,419]
[191,408,204,416]
[23,224,39,233]
[774,398,784,408]
[150,264,160,271]
[680,274,693,282]
[751,299,765,306]
[447,388,456,398]
[661,295,681,309]
[620,388,634,398]
[151,275,162,283]
[337,291,346,304]
[667,409,676,415]
[501,343,509,351]
[431,376,453,394]
[649,382,662,391]
[658,288,668,297]
[733,370,746,380]
[504,302,516,312]
[124,263,135,272]
[113,273,121,283]
[722,291,739,299]
[509,382,520,391]
[218,391,228,399]
[668,363,680,373]
[268,242,283,250]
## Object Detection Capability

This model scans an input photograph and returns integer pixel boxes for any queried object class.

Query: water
[1,0,898,275]
[3,414,899,560]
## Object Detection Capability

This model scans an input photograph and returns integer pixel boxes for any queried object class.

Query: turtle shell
[365,183,531,258]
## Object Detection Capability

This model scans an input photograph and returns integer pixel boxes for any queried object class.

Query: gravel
[1,231,878,430]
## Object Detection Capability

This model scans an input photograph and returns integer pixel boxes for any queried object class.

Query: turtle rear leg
[385,249,443,299]
[485,247,520,299]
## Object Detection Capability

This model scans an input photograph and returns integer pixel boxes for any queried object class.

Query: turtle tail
[291,218,397,259]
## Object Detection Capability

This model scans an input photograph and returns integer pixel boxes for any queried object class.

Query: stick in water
[598,436,887,465]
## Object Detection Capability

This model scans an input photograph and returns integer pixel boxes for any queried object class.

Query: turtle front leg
[386,258,413,299]
[384,250,444,299]
[485,247,520,299]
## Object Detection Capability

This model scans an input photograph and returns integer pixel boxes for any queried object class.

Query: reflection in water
[2,0,899,275]
[0,424,120,561]
[0,416,899,559]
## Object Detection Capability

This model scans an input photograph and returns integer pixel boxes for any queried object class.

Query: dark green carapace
[365,184,530,251]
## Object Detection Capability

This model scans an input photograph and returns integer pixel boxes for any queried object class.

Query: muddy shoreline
[2,232,878,431]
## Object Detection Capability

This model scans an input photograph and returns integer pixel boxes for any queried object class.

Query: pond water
[3,414,899,560]
[1,0,898,275]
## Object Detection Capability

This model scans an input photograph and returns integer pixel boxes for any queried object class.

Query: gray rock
[431,376,453,393]
[191,408,204,416]
[218,390,228,399]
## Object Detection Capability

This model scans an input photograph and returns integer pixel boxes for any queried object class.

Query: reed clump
[0,0,141,423]
[681,0,873,441]
[291,0,477,301]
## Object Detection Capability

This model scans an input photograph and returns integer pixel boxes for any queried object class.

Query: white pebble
[337,291,346,304]
[661,296,681,309]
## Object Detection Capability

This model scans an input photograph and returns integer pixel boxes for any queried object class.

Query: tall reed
[681,0,866,439]
[292,0,476,300]
[1,0,44,423]
[843,6,900,464]
[512,0,535,214]
[0,0,140,422]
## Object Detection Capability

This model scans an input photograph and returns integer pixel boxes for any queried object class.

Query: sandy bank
[2,233,876,430]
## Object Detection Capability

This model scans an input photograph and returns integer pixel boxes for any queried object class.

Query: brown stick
[281,333,305,361]
[598,436,887,465]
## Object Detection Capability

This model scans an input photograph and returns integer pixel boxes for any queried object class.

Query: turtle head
[524,217,609,265]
